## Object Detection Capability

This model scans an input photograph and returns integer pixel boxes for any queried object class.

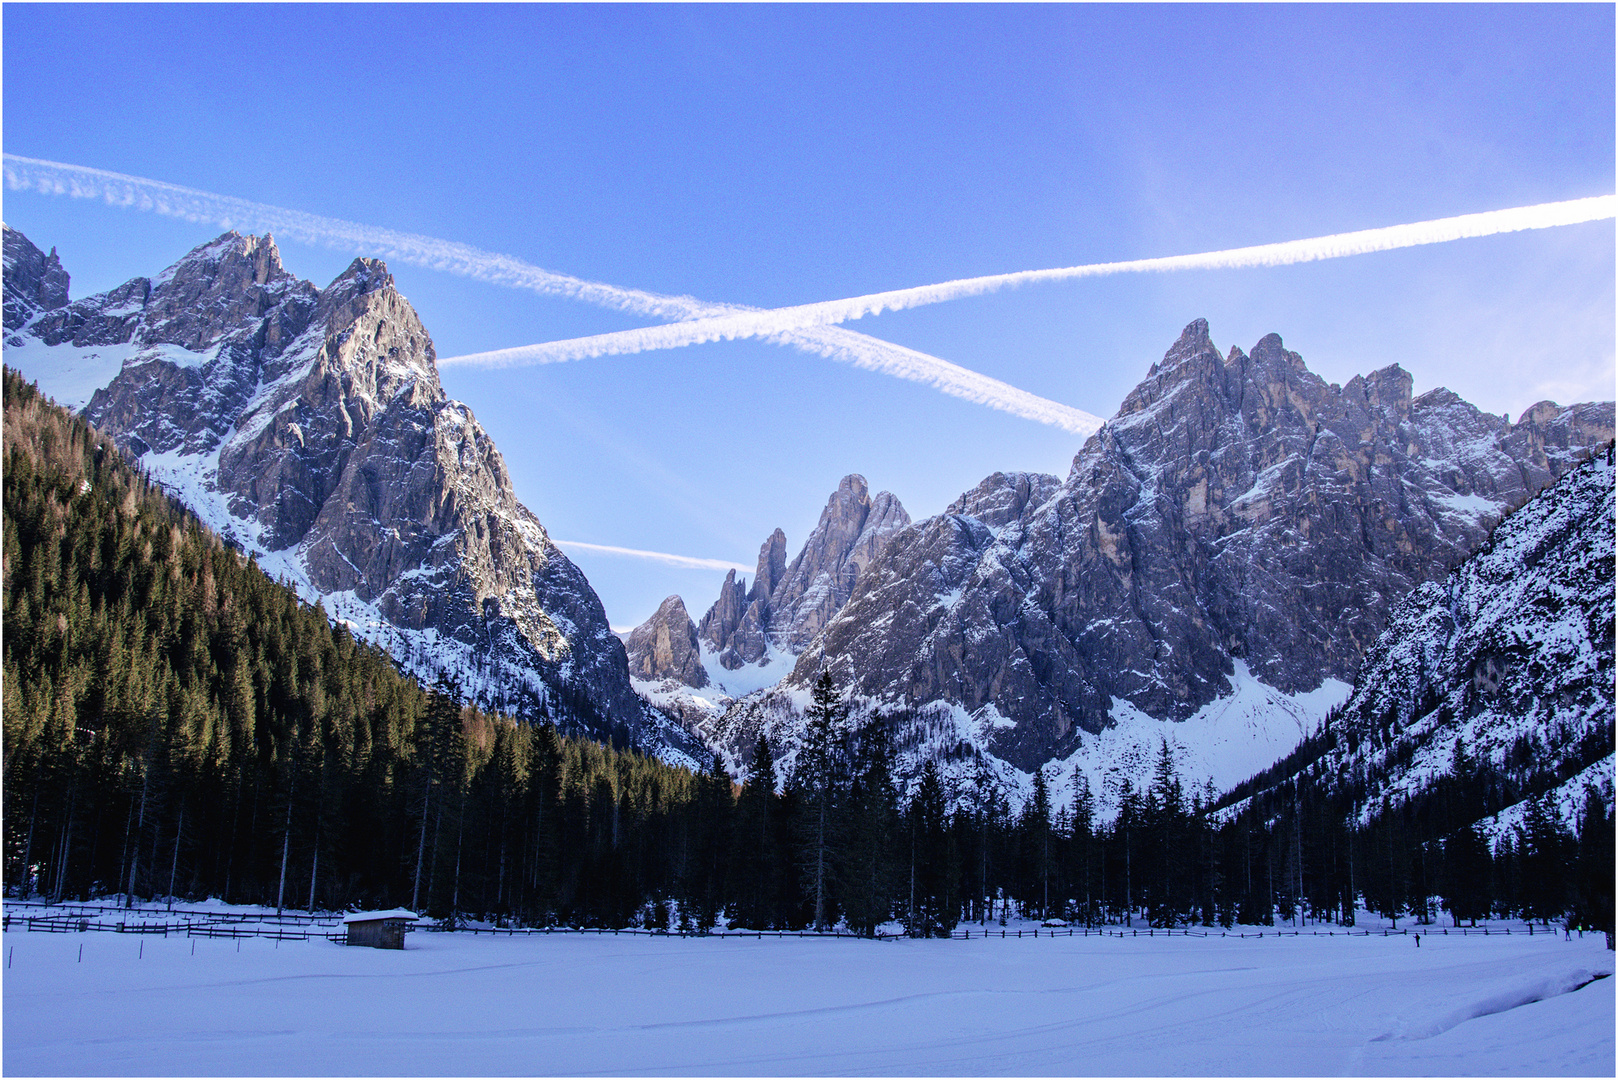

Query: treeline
[1,368,712,923]
[1213,725,1614,940]
[3,367,1612,941]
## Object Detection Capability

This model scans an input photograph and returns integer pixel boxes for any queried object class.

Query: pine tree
[1070,776,1095,926]
[1518,794,1571,925]
[1439,822,1492,926]
[839,715,898,936]
[1020,766,1053,920]
[730,736,777,929]
[906,760,959,937]
[1571,787,1615,948]
[797,670,846,929]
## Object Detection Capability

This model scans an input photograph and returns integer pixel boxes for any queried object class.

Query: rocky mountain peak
[1172,316,1215,355]
[782,320,1613,773]
[684,475,911,681]
[765,473,910,653]
[136,232,300,351]
[1117,319,1225,421]
[749,528,788,605]
[2,225,71,332]
[316,257,396,324]
[158,229,286,283]
[697,570,751,662]
[4,226,700,763]
[1362,363,1413,416]
[624,595,708,690]
[945,471,1061,530]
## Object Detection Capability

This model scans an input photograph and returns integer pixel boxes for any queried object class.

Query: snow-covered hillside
[1226,444,1615,836]
[704,658,1348,819]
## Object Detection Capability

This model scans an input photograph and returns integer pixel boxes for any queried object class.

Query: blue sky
[4,4,1613,628]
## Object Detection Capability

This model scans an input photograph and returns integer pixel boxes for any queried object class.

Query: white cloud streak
[552,539,752,573]
[3,154,1101,435]
[453,195,1618,367]
[2,154,700,320]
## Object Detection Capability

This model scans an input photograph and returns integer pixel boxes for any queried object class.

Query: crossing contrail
[551,539,752,573]
[449,195,1618,366]
[2,154,1102,435]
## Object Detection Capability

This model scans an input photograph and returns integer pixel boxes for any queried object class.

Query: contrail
[2,154,1100,435]
[453,195,1618,365]
[552,539,752,573]
[767,325,1100,433]
[2,153,703,320]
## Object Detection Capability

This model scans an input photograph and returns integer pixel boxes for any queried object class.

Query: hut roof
[341,909,420,925]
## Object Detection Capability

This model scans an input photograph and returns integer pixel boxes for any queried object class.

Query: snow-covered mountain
[708,321,1612,810]
[1285,443,1614,838]
[2,224,703,764]
[1219,443,1615,847]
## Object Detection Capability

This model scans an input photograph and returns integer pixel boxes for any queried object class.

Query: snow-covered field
[5,924,1611,1076]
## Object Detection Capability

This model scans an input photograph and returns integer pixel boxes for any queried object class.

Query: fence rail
[945,924,1550,939]
[3,904,1571,944]
[431,924,907,940]
[3,901,338,926]
[184,924,344,943]
[3,905,342,941]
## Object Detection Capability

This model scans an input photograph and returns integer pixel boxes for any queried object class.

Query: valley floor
[4,921,1612,1076]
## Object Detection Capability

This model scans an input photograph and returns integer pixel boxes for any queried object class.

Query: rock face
[696,532,780,671]
[1237,444,1615,837]
[624,596,708,689]
[697,475,909,670]
[622,475,910,762]
[786,321,1613,772]
[2,225,699,761]
[2,227,70,332]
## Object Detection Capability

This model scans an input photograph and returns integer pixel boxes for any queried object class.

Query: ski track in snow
[5,926,1610,1076]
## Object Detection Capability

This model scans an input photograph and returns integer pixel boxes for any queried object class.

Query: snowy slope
[699,659,1349,817]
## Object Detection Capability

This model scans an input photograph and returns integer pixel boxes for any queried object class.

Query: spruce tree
[1571,787,1615,948]
[797,670,846,929]
[840,715,898,936]
[1439,822,1492,926]
[906,760,959,937]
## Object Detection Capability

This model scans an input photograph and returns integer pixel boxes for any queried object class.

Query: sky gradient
[4,4,1613,628]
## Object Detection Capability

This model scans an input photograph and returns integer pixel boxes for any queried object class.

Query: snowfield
[4,926,1611,1076]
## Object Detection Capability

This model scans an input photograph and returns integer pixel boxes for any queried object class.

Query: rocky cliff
[2,225,70,332]
[695,474,909,670]
[621,474,910,761]
[715,321,1612,795]
[1227,443,1615,839]
[2,225,700,762]
[625,474,910,696]
[624,595,708,689]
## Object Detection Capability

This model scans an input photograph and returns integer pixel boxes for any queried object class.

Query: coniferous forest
[3,368,1612,941]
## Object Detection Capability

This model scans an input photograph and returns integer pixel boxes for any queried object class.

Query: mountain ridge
[2,224,702,764]
[702,320,1611,807]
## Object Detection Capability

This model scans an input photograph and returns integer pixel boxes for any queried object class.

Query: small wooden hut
[341,909,418,949]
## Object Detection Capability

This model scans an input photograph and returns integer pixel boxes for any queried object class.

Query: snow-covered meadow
[5,921,1611,1076]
